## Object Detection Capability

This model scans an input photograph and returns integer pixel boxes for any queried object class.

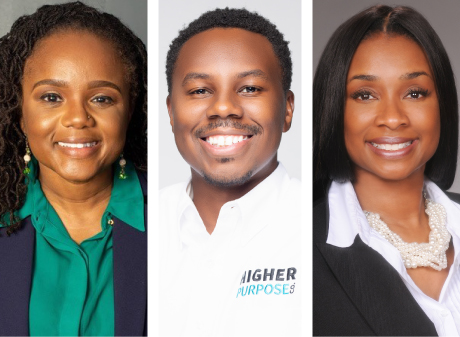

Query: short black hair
[166,7,292,94]
[0,1,147,233]
[313,5,458,194]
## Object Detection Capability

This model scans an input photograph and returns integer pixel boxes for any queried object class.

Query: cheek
[344,110,362,156]
[22,105,56,139]
[421,107,441,155]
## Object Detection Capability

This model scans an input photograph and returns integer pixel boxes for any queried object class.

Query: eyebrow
[237,69,268,80]
[32,79,122,93]
[182,72,210,87]
[399,71,431,80]
[32,79,68,90]
[348,74,379,83]
[348,71,432,83]
[87,80,122,93]
[181,69,269,87]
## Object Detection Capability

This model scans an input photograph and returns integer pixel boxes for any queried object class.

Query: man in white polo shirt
[160,8,300,336]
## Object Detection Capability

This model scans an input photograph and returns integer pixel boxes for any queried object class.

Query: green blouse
[16,159,144,336]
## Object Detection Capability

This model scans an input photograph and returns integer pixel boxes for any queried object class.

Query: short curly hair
[0,1,147,234]
[166,7,292,94]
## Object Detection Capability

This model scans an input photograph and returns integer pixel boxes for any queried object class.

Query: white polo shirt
[159,163,301,337]
[327,179,460,336]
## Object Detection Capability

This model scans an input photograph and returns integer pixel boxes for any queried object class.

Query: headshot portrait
[0,1,147,335]
[314,1,460,336]
[159,0,301,336]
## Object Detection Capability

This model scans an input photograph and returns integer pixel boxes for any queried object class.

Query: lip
[366,137,418,159]
[199,129,253,138]
[367,137,415,144]
[55,137,101,158]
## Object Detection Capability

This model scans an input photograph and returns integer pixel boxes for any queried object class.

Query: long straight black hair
[313,5,458,198]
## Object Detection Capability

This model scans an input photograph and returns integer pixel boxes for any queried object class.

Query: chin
[202,170,254,188]
[370,167,423,182]
[53,162,110,183]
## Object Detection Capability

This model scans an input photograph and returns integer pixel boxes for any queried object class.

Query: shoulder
[313,196,329,244]
[135,170,147,193]
[159,182,189,219]
[159,182,188,200]
[445,191,460,204]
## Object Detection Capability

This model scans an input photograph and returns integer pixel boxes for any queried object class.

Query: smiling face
[168,28,293,187]
[344,33,440,182]
[21,30,131,183]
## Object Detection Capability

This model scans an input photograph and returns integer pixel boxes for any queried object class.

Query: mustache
[194,119,262,138]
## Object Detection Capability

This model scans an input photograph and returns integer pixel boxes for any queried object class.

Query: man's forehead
[173,28,282,84]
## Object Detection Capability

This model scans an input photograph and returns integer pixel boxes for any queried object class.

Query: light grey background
[159,0,301,188]
[0,0,146,45]
[314,0,460,193]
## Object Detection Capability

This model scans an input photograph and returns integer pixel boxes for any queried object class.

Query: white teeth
[205,135,249,147]
[58,141,97,148]
[371,141,412,151]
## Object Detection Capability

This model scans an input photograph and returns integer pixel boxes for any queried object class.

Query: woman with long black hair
[314,5,459,335]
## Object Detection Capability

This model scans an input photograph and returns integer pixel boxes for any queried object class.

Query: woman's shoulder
[313,196,328,244]
[445,191,460,204]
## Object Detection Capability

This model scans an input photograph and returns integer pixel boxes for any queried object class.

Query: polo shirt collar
[18,157,144,232]
[175,162,290,244]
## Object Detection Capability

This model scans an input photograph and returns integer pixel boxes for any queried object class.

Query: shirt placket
[184,204,240,336]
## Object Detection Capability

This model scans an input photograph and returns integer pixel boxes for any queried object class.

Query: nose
[206,91,243,119]
[374,98,409,130]
[61,99,95,128]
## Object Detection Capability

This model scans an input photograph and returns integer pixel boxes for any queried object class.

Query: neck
[191,160,278,234]
[38,164,113,219]
[353,166,428,239]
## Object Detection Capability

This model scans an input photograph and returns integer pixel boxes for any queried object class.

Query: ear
[20,116,26,136]
[166,95,174,132]
[283,90,294,132]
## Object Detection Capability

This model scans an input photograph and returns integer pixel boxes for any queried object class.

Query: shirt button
[440,309,449,317]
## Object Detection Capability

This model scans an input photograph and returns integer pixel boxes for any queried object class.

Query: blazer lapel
[317,236,437,336]
[113,171,147,336]
[0,218,35,336]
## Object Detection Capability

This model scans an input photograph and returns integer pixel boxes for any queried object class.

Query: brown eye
[91,96,114,104]
[41,93,62,103]
[351,90,376,101]
[405,88,429,100]
[240,86,259,93]
[191,89,209,95]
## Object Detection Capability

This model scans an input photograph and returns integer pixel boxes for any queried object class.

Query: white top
[159,163,301,337]
[327,179,460,337]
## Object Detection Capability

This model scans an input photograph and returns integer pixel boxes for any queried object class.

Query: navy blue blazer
[0,171,147,336]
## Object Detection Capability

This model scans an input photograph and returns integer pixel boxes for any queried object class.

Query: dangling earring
[118,153,127,179]
[23,139,31,175]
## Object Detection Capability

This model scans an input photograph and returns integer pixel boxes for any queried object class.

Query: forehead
[348,34,432,78]
[23,30,127,84]
[172,27,282,86]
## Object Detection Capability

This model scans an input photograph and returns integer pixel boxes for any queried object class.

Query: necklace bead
[364,199,451,271]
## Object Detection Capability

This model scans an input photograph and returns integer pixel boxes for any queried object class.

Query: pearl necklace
[364,199,451,271]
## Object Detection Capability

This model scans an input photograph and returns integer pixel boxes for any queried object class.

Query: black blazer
[0,171,147,336]
[313,190,460,336]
